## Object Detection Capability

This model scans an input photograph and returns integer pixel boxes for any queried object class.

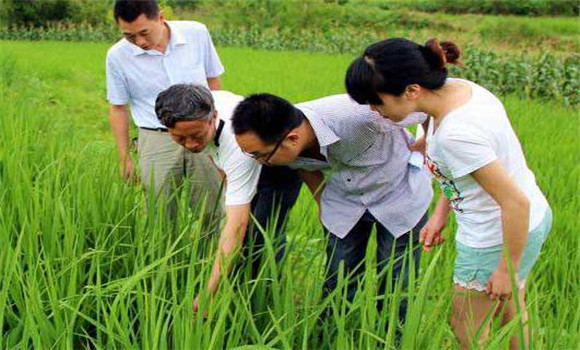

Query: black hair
[231,94,304,145]
[345,38,461,105]
[155,84,215,128]
[114,0,159,23]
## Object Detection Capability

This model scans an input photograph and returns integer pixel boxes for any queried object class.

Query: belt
[139,127,168,133]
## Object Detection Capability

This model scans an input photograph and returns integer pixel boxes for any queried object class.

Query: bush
[379,0,579,16]
[0,0,113,27]
[1,0,73,27]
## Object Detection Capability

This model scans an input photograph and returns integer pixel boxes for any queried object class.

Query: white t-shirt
[426,79,549,248]
[106,21,225,129]
[210,91,261,206]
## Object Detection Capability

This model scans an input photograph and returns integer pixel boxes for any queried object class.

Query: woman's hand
[486,268,515,301]
[419,214,447,251]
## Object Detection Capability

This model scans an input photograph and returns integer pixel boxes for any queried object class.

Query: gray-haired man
[154,84,302,312]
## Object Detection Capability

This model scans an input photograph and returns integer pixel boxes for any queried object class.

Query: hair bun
[424,38,462,68]
[441,41,461,66]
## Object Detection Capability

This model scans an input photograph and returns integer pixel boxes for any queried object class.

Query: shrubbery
[0,0,113,27]
[1,22,577,106]
[1,0,577,29]
[377,0,579,16]
[0,0,577,105]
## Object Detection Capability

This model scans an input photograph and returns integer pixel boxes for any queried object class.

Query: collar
[297,106,340,159]
[168,21,187,46]
[213,119,225,147]
[130,21,187,56]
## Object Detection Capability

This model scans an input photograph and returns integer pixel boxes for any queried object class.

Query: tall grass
[0,42,578,349]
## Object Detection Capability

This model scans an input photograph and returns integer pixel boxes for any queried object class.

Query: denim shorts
[453,207,553,291]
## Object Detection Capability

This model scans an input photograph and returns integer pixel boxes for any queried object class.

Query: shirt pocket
[343,135,396,167]
[171,48,208,86]
[338,124,384,166]
[175,64,206,85]
[344,143,378,166]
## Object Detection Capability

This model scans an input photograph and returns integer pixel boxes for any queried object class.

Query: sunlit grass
[0,41,578,349]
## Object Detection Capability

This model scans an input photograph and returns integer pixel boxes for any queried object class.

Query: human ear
[287,132,300,146]
[405,84,422,100]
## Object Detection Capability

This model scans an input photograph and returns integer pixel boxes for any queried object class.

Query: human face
[168,115,216,153]
[118,13,166,51]
[235,130,300,165]
[371,85,421,123]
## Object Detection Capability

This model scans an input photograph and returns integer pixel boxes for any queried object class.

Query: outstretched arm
[472,160,530,300]
[194,203,251,313]
[108,104,136,182]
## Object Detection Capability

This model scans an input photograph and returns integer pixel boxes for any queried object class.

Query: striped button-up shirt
[291,94,433,238]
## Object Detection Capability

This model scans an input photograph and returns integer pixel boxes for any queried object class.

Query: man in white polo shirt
[106,0,223,216]
[154,84,302,312]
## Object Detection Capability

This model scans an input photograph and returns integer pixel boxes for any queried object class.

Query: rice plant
[0,41,578,349]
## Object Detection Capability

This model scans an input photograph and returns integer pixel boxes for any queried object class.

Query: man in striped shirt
[232,93,432,321]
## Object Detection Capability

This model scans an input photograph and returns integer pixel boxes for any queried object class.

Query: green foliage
[195,0,442,33]
[173,1,580,56]
[0,11,577,106]
[68,0,114,26]
[451,48,580,106]
[0,40,578,348]
[0,0,113,27]
[1,0,72,27]
[0,22,118,41]
[474,15,580,46]
[378,0,579,16]
[3,0,577,32]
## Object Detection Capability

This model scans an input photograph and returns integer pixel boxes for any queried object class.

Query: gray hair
[155,84,215,127]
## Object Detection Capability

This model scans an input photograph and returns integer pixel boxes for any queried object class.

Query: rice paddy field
[0,40,578,349]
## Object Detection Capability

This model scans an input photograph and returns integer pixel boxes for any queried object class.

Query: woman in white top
[345,38,551,349]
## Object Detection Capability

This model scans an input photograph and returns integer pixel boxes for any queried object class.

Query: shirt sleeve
[105,54,130,106]
[201,26,225,79]
[439,127,497,179]
[378,112,428,132]
[397,112,428,127]
[223,154,261,206]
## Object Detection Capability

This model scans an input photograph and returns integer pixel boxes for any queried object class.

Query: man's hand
[486,268,514,301]
[419,214,446,251]
[119,157,139,183]
[409,135,426,155]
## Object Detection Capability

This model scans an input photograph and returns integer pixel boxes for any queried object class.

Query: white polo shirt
[106,20,225,129]
[210,91,262,206]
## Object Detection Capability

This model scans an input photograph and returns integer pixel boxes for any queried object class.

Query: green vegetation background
[1,0,578,105]
[0,0,578,348]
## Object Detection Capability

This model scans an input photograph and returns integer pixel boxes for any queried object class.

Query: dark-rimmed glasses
[243,128,293,164]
